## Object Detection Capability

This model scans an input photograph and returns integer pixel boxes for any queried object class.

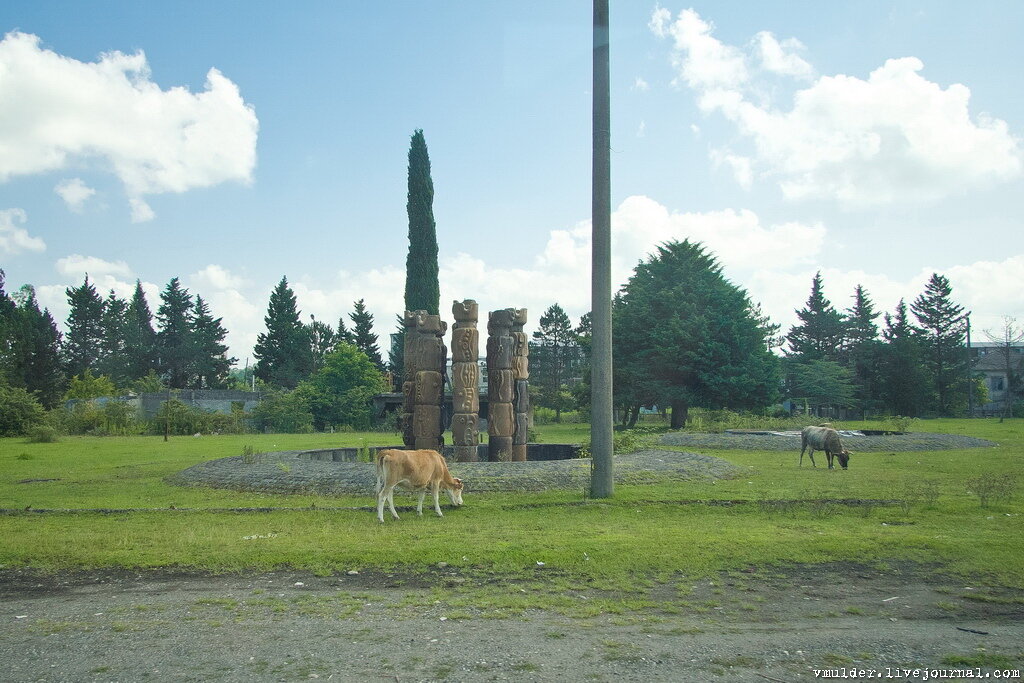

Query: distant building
[970,341,1023,415]
[66,389,263,418]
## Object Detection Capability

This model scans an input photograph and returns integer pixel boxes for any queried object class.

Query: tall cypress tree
[404,129,440,316]
[156,277,195,389]
[911,273,967,415]
[191,296,235,389]
[349,298,384,370]
[253,277,313,389]
[124,280,158,382]
[63,276,105,378]
[786,272,848,362]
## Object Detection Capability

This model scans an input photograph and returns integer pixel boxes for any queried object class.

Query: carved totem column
[450,300,480,462]
[400,310,424,448]
[403,310,447,451]
[510,308,530,462]
[487,309,515,461]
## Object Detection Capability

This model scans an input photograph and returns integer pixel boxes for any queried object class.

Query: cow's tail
[374,451,386,495]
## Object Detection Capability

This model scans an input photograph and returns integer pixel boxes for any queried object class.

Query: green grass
[0,419,1022,587]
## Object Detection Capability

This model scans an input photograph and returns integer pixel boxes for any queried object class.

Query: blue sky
[1,1,1022,365]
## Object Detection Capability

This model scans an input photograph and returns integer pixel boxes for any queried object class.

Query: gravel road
[2,563,1021,682]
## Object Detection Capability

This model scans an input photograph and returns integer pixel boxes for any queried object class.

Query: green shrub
[248,391,314,434]
[0,383,47,436]
[25,424,60,443]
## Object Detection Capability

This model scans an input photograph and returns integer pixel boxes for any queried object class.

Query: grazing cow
[375,449,464,523]
[799,426,851,470]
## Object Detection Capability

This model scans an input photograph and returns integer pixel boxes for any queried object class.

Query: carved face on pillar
[452,299,479,323]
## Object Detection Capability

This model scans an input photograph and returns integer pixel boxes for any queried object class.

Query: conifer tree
[0,270,15,382]
[191,296,235,389]
[63,276,105,378]
[786,272,847,362]
[843,285,883,413]
[308,316,338,373]
[531,304,579,421]
[156,277,195,389]
[911,273,967,415]
[335,316,355,345]
[349,299,384,370]
[124,280,158,382]
[404,129,440,316]
[6,285,65,408]
[254,277,313,389]
[880,299,927,416]
[97,290,131,387]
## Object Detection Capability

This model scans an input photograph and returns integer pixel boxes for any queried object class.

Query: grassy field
[1,419,1021,586]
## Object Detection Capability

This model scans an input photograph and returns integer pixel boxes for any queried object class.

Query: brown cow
[375,449,464,522]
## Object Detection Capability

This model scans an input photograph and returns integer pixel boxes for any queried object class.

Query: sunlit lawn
[0,419,1020,585]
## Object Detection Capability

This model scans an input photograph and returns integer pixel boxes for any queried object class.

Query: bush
[0,383,47,436]
[248,391,314,434]
[25,424,60,443]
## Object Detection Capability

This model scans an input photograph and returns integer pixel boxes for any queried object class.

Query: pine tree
[911,273,967,415]
[253,277,313,389]
[880,299,927,416]
[404,129,440,316]
[335,316,355,345]
[156,277,195,389]
[786,272,848,362]
[531,304,579,421]
[7,285,65,408]
[97,290,131,387]
[124,280,158,382]
[63,276,105,378]
[191,296,235,389]
[843,285,883,413]
[349,299,384,370]
[387,314,405,389]
[0,270,16,383]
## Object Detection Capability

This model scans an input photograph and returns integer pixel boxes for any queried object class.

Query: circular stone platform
[168,448,740,496]
[659,431,997,451]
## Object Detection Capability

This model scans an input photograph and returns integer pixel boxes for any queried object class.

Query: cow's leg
[386,485,400,520]
[416,490,426,516]
[826,451,834,470]
[808,449,817,467]
[799,444,806,467]
[376,486,387,523]
[432,481,444,517]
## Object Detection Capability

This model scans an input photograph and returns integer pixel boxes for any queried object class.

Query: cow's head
[447,478,464,506]
[837,450,851,470]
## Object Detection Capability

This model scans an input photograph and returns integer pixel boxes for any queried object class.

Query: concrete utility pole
[590,0,614,498]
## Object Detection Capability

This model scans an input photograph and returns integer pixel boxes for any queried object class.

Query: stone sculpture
[451,300,480,462]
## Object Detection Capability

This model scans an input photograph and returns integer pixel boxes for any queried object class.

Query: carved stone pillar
[400,310,424,448]
[450,299,480,462]
[487,309,515,461]
[510,308,530,462]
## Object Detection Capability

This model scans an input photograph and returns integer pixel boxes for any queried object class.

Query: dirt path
[2,563,1022,682]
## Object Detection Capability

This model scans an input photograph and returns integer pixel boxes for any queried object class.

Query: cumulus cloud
[0,31,258,220]
[0,208,46,255]
[633,76,650,92]
[652,8,1023,205]
[54,178,96,212]
[55,254,133,279]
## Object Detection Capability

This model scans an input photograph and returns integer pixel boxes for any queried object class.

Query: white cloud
[55,254,133,279]
[0,31,258,219]
[652,8,1023,204]
[637,120,647,138]
[633,76,650,92]
[129,198,155,224]
[54,178,96,212]
[0,208,46,255]
[710,149,753,189]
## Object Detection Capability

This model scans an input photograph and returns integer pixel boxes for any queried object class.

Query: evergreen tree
[911,273,967,415]
[613,240,779,429]
[843,284,883,414]
[404,129,440,315]
[786,272,847,362]
[253,277,314,389]
[308,315,338,373]
[530,303,580,421]
[63,276,105,378]
[4,284,65,408]
[191,296,235,389]
[335,316,355,345]
[156,277,195,389]
[387,314,405,390]
[124,280,158,381]
[349,299,384,370]
[97,290,131,387]
[880,299,927,416]
[0,270,16,383]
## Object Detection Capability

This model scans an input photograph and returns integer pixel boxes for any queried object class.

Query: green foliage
[306,316,338,373]
[404,129,439,315]
[912,273,968,415]
[190,295,235,389]
[786,271,848,362]
[124,280,158,381]
[248,391,314,433]
[678,408,821,433]
[882,415,918,432]
[966,473,1018,509]
[131,370,165,394]
[296,342,389,430]
[96,290,131,386]
[785,358,858,412]
[25,424,61,443]
[531,304,585,421]
[613,240,780,428]
[151,399,241,436]
[64,369,117,400]
[63,276,105,378]
[880,300,928,416]
[60,398,144,436]
[0,381,47,436]
[254,277,314,389]
[349,299,384,370]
